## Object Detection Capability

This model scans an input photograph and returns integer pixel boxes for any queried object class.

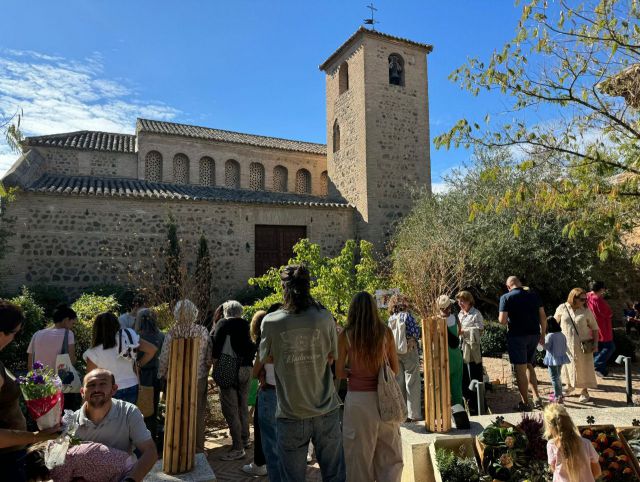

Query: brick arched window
[320,171,329,196]
[199,156,215,186]
[225,159,240,188]
[249,162,265,190]
[389,54,405,86]
[273,165,288,192]
[339,61,349,94]
[173,153,189,184]
[295,169,312,194]
[145,151,162,182]
[333,120,340,153]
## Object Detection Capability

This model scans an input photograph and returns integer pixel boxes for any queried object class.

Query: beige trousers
[343,391,403,482]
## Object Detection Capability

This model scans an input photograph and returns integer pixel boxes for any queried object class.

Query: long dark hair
[281,264,319,313]
[135,308,160,335]
[0,300,24,334]
[92,312,120,349]
[345,292,387,372]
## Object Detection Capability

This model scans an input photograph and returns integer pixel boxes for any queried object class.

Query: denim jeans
[594,340,616,375]
[548,365,562,398]
[114,384,138,404]
[277,408,346,482]
[258,388,282,481]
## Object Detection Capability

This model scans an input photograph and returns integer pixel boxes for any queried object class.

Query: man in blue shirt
[498,276,547,411]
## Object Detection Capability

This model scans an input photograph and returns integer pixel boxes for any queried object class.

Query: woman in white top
[27,304,77,370]
[456,291,485,415]
[554,288,599,403]
[84,312,157,404]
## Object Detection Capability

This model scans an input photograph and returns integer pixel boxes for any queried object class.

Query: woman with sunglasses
[554,288,599,403]
[0,300,60,481]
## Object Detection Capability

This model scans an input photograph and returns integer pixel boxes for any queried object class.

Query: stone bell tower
[320,27,432,250]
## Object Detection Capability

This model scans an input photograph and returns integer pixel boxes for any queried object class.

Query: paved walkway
[204,428,322,481]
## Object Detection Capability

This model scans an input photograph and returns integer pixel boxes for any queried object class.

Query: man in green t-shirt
[260,265,345,482]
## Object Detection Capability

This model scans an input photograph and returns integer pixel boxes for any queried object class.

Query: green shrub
[481,321,507,358]
[28,284,69,318]
[84,284,133,311]
[150,303,174,332]
[71,293,120,369]
[0,287,46,373]
[612,328,637,363]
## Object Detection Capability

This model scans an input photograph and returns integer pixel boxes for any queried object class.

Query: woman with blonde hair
[554,288,599,403]
[543,403,600,482]
[337,292,402,482]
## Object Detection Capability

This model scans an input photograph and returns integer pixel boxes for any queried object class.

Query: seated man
[72,369,157,482]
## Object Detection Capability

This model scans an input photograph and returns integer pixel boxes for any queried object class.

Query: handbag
[564,304,595,354]
[213,335,240,389]
[136,382,155,417]
[54,329,81,394]
[377,340,407,423]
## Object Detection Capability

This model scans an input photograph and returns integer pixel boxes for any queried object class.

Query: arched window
[173,153,189,184]
[333,120,340,153]
[249,162,265,190]
[199,156,215,186]
[145,151,162,182]
[273,165,288,192]
[339,61,349,94]
[225,159,240,188]
[320,171,329,196]
[295,169,312,194]
[389,54,404,86]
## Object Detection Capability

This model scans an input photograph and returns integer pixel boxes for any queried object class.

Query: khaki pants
[219,367,251,451]
[343,391,403,482]
[396,349,422,420]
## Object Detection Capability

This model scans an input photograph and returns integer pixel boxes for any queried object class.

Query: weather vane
[364,3,379,30]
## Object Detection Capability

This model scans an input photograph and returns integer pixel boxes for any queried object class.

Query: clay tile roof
[319,27,433,71]
[23,131,136,153]
[137,118,327,155]
[27,174,352,208]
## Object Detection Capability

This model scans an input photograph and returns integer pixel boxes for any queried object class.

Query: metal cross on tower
[364,3,378,30]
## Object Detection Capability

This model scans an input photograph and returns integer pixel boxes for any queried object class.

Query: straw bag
[377,341,407,423]
[136,384,154,417]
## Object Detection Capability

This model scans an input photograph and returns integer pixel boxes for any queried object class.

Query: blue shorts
[507,334,539,365]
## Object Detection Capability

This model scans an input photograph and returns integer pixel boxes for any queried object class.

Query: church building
[1,28,433,301]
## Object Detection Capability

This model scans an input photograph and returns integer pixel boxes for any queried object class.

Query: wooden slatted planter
[422,315,451,433]
[162,337,200,474]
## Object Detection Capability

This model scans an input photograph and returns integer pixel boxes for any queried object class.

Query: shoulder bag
[54,329,82,394]
[564,304,595,354]
[212,335,240,389]
[120,328,154,416]
[377,339,407,423]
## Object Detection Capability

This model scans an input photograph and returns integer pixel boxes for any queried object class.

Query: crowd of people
[0,268,627,481]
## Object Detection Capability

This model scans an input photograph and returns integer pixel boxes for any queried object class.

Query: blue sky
[0,1,525,187]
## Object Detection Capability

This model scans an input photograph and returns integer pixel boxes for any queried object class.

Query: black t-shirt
[211,317,256,366]
[499,288,543,336]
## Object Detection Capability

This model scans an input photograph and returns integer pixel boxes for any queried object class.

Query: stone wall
[138,133,328,196]
[363,36,431,246]
[325,43,369,225]
[1,192,355,302]
[33,147,138,178]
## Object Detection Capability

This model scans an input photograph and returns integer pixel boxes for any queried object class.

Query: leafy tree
[160,217,182,304]
[195,235,213,321]
[71,293,120,370]
[434,0,640,261]
[393,147,639,315]
[246,239,388,324]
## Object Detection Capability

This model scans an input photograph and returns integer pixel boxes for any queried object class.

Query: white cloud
[431,182,449,194]
[0,49,179,176]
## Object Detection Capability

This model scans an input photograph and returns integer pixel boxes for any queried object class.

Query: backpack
[389,313,408,355]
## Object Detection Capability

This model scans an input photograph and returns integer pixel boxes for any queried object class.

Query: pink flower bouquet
[17,361,63,430]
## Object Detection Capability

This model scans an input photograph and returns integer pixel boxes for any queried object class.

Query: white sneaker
[221,448,246,461]
[241,462,267,475]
